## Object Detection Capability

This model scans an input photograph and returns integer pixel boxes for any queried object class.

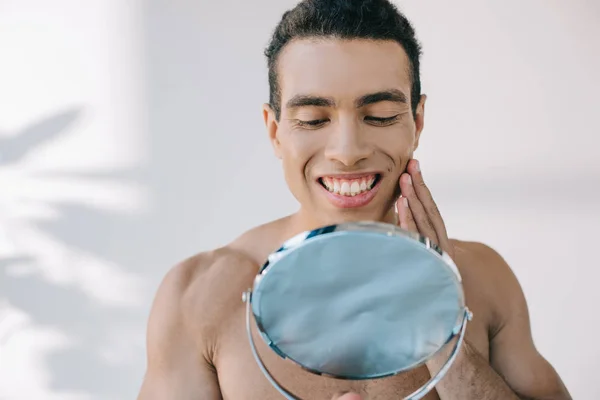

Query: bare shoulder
[153,247,259,347]
[449,243,572,399]
[450,239,519,290]
[449,239,524,334]
[138,248,258,399]
[150,216,290,347]
[147,251,256,356]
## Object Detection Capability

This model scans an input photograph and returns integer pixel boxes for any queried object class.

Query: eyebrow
[355,89,408,108]
[284,89,408,110]
[285,95,336,109]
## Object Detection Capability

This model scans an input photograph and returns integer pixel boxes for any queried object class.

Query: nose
[324,121,372,166]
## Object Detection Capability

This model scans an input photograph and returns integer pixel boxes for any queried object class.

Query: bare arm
[428,244,571,400]
[486,246,571,400]
[137,258,222,400]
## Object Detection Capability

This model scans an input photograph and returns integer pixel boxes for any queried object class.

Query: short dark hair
[265,0,423,121]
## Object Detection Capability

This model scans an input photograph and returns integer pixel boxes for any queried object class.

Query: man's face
[263,38,425,227]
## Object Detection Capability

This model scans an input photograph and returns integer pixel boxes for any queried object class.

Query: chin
[315,207,393,227]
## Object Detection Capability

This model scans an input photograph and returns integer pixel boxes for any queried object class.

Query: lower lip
[317,178,382,208]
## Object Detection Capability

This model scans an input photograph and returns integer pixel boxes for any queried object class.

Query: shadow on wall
[0,258,143,399]
[0,110,80,165]
[0,108,165,400]
[3,2,291,399]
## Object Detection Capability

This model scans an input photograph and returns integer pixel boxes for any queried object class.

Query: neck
[286,206,399,238]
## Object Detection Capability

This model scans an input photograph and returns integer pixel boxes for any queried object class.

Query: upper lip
[317,172,382,180]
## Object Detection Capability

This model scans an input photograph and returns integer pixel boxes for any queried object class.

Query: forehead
[277,38,411,104]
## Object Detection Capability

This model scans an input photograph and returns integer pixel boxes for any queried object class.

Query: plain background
[1,0,598,399]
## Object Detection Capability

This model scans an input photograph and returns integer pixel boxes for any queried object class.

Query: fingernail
[407,174,412,185]
[414,160,420,172]
[403,197,408,208]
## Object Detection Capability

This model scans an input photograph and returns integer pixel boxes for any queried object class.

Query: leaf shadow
[0,108,81,165]
[0,107,157,399]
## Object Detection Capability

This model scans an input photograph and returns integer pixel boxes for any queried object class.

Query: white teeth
[340,181,350,195]
[321,175,378,196]
[333,180,340,193]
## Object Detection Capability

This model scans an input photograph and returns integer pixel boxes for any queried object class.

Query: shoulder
[450,239,526,334]
[450,239,519,289]
[147,246,259,362]
[165,246,259,327]
[449,239,512,275]
[157,216,291,327]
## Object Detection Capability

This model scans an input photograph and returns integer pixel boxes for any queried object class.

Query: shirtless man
[137,0,572,399]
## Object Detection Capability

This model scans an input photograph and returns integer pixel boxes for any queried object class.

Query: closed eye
[295,119,329,129]
[294,114,401,129]
[364,114,401,126]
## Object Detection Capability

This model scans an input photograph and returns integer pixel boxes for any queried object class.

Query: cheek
[377,129,415,172]
[279,144,318,205]
[279,132,321,169]
[278,133,319,191]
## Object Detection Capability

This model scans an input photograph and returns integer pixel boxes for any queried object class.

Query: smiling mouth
[318,174,382,196]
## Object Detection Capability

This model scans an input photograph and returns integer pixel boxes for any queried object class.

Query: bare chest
[211,239,493,399]
[214,302,489,400]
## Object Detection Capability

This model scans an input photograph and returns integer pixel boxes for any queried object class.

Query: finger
[407,159,452,252]
[400,172,439,244]
[397,195,418,233]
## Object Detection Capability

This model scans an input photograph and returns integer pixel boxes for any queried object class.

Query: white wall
[0,0,598,399]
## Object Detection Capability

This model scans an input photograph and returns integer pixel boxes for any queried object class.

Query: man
[137,0,572,399]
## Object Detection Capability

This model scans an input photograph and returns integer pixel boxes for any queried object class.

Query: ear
[412,94,427,151]
[262,103,282,159]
